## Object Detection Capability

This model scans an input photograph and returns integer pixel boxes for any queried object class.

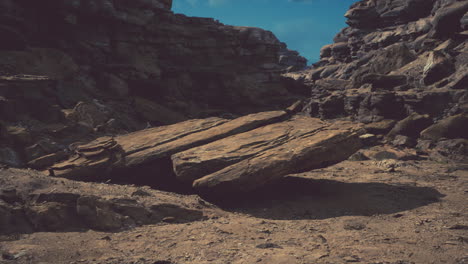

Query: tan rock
[50,117,228,179]
[193,122,362,196]
[123,110,289,167]
[172,115,327,184]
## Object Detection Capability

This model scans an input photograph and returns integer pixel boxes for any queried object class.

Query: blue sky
[172,0,356,64]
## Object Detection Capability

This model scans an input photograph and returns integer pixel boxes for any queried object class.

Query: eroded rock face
[287,1,466,126]
[0,0,307,168]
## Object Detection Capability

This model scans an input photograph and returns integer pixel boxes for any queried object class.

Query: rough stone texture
[193,122,362,196]
[172,116,328,184]
[49,116,230,179]
[0,0,306,168]
[0,168,205,234]
[386,113,433,139]
[286,0,467,129]
[47,109,362,194]
[420,113,468,140]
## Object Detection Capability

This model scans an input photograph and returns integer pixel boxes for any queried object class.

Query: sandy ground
[1,157,467,264]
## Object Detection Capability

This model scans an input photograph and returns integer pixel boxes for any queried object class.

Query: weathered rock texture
[289,0,467,123]
[286,0,468,160]
[0,168,206,234]
[46,110,362,196]
[0,0,306,168]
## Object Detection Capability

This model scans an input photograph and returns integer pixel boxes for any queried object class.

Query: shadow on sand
[209,176,444,220]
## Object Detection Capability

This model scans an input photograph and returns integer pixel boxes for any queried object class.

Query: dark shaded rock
[461,11,468,30]
[450,71,468,90]
[420,113,468,140]
[352,44,416,88]
[431,138,468,162]
[0,147,21,167]
[256,243,283,249]
[0,168,205,234]
[319,95,345,119]
[346,0,435,29]
[364,119,397,135]
[133,97,187,126]
[422,51,456,86]
[27,151,68,170]
[0,25,26,50]
[392,135,417,148]
[358,92,406,123]
[24,139,62,161]
[5,126,33,146]
[361,74,407,90]
[387,113,433,139]
[360,134,379,146]
[98,73,129,97]
[430,1,468,38]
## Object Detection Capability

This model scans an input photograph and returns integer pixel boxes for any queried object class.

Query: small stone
[343,220,366,230]
[256,243,283,249]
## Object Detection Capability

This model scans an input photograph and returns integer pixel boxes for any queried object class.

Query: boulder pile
[287,0,468,161]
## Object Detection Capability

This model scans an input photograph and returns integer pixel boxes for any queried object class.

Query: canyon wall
[0,0,306,167]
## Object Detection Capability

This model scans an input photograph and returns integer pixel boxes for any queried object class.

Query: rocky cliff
[0,0,306,167]
[293,0,467,121]
[287,0,467,160]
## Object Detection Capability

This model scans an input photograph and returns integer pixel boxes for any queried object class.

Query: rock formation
[0,0,307,168]
[0,1,467,263]
[287,0,468,161]
[45,106,362,196]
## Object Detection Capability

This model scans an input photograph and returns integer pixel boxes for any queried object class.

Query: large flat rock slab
[193,122,362,196]
[47,108,362,195]
[172,116,328,184]
[124,110,289,167]
[48,111,289,180]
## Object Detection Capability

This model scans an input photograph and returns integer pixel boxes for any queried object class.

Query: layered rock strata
[290,0,468,122]
[45,108,362,196]
[286,0,468,160]
[0,0,306,168]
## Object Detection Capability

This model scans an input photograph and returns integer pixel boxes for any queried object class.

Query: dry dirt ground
[1,153,467,264]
